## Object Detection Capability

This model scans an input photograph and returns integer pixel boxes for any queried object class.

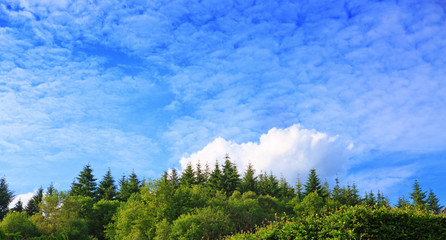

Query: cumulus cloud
[8,191,35,209]
[180,124,349,181]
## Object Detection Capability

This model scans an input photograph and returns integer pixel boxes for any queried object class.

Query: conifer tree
[221,155,240,196]
[180,162,196,186]
[257,171,269,196]
[364,191,376,207]
[396,196,410,208]
[427,189,442,214]
[266,172,279,197]
[26,187,43,216]
[11,199,23,212]
[70,164,98,199]
[46,183,56,196]
[321,179,330,199]
[295,176,304,202]
[0,177,14,220]
[240,162,257,193]
[118,171,141,201]
[208,161,223,191]
[410,179,426,208]
[195,161,205,185]
[304,169,322,197]
[169,168,180,187]
[278,176,294,200]
[376,191,389,208]
[331,176,341,202]
[98,169,117,200]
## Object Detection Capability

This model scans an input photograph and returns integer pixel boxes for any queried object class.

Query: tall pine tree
[239,162,257,193]
[221,154,240,196]
[70,164,98,199]
[180,162,196,186]
[98,169,117,200]
[26,187,44,216]
[410,179,426,208]
[427,189,442,214]
[0,177,14,220]
[304,169,322,197]
[118,171,141,201]
[208,161,223,191]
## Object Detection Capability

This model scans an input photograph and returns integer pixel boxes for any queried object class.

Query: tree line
[0,154,444,239]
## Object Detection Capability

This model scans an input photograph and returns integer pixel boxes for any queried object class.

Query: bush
[0,211,39,238]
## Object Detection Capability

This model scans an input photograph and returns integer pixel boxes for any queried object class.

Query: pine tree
[118,171,141,201]
[169,168,180,187]
[427,189,442,214]
[180,162,195,186]
[295,176,304,202]
[46,182,56,196]
[240,162,257,193]
[70,164,98,199]
[98,169,117,200]
[0,177,14,220]
[304,169,322,197]
[195,161,205,185]
[396,196,410,208]
[376,191,389,208]
[410,179,426,208]
[11,199,23,212]
[331,176,341,202]
[278,176,294,200]
[221,154,240,196]
[26,187,44,216]
[364,191,376,207]
[266,172,279,197]
[208,161,223,191]
[321,179,330,199]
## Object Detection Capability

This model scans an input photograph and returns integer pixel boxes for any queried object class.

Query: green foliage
[180,162,196,187]
[117,171,141,202]
[410,179,427,208]
[0,211,39,238]
[427,189,443,215]
[0,177,14,221]
[208,161,223,192]
[70,164,98,200]
[170,206,234,240]
[11,199,24,213]
[26,187,44,216]
[221,154,241,196]
[304,169,322,197]
[239,162,257,193]
[98,169,117,201]
[228,205,446,240]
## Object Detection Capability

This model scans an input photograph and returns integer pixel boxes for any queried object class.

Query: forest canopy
[0,155,445,240]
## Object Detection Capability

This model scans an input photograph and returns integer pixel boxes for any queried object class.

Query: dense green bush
[228,205,446,239]
[0,212,39,238]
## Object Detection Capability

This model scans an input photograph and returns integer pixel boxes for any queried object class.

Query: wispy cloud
[1,0,445,200]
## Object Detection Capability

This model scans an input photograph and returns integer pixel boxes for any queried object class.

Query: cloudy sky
[1,0,445,206]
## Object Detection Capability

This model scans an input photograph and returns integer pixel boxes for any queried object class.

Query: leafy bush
[0,211,39,238]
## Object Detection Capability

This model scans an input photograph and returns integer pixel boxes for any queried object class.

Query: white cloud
[8,191,35,209]
[180,124,349,181]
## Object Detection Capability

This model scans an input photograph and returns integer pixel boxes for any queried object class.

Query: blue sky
[1,0,445,206]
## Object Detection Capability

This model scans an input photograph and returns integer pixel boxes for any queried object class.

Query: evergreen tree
[195,161,206,185]
[295,176,304,202]
[70,164,98,199]
[11,199,23,212]
[239,162,257,193]
[98,169,117,200]
[331,176,341,202]
[257,171,269,196]
[376,191,389,208]
[278,176,294,200]
[221,155,240,196]
[46,182,56,196]
[410,179,427,208]
[169,168,180,187]
[180,162,196,186]
[304,169,322,197]
[118,171,141,201]
[25,187,43,216]
[396,196,410,208]
[0,177,14,220]
[321,179,330,199]
[427,189,442,214]
[364,191,376,207]
[208,161,223,191]
[266,172,280,197]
